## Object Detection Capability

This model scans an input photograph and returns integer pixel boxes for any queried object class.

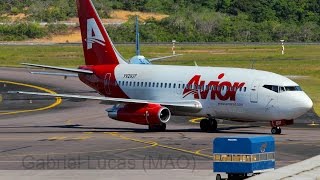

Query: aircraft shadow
[0,124,270,135]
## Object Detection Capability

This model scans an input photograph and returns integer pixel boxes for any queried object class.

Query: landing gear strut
[149,123,166,132]
[271,127,281,134]
[200,118,217,132]
[270,119,293,135]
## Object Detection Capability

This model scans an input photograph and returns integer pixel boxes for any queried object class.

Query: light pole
[280,40,285,55]
[172,40,176,55]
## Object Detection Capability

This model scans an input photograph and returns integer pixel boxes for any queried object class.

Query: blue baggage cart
[213,136,275,180]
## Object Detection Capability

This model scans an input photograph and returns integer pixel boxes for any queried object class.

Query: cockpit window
[263,85,279,93]
[263,85,302,93]
[285,86,302,91]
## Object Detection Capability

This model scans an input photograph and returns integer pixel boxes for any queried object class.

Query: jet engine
[107,103,171,125]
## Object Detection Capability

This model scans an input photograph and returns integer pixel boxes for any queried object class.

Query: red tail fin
[76,0,127,65]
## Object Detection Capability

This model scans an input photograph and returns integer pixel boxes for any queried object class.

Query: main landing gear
[200,118,217,132]
[149,123,166,132]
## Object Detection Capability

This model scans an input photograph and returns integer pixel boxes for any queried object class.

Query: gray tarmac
[0,68,319,171]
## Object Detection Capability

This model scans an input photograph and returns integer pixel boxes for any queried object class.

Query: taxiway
[0,68,319,170]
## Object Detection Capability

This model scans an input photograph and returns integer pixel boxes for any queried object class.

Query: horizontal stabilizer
[22,63,93,74]
[149,54,183,62]
[30,72,78,77]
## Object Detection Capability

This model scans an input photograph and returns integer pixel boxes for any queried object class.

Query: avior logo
[183,73,245,101]
[87,18,105,49]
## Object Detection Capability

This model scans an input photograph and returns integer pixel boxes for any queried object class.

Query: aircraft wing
[8,91,202,113]
[148,54,183,62]
[22,63,93,74]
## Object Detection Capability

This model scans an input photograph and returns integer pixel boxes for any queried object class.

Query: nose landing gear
[271,126,281,134]
[200,118,217,132]
[270,119,293,135]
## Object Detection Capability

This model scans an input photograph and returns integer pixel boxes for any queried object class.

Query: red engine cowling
[107,104,171,125]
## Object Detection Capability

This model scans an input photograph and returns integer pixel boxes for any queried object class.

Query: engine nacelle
[107,104,171,125]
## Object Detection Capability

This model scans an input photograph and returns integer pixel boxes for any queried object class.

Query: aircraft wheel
[200,119,209,132]
[271,127,281,134]
[158,123,166,132]
[208,118,218,131]
[149,123,166,132]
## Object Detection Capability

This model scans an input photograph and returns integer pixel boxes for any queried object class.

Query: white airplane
[129,16,181,64]
[11,0,313,134]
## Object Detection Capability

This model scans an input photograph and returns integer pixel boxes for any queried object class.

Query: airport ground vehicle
[213,136,275,180]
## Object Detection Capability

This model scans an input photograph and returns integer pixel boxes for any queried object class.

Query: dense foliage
[1,0,320,42]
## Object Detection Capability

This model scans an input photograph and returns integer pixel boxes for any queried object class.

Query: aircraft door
[250,80,260,103]
[104,73,112,95]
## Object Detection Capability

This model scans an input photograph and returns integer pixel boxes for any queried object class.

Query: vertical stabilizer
[135,16,140,56]
[76,0,127,65]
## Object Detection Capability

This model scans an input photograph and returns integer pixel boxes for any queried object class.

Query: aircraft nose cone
[295,94,313,114]
[303,96,313,111]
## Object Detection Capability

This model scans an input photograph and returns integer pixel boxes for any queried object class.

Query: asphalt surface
[0,67,319,171]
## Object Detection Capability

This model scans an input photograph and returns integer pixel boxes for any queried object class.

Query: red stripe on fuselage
[78,65,128,98]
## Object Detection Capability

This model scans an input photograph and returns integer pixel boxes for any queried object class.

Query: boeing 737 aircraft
[11,0,313,134]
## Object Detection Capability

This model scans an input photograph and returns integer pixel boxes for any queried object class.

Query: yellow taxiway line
[189,117,203,124]
[107,132,214,159]
[0,80,62,116]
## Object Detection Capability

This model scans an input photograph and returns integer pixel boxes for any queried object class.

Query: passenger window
[145,82,148,87]
[178,84,181,89]
[173,84,176,88]
[164,83,167,88]
[160,83,163,88]
[244,87,247,92]
[133,82,136,87]
[153,82,155,87]
[169,83,171,88]
[183,84,185,89]
[239,87,242,91]
[156,83,159,87]
[129,82,132,86]
[125,81,128,86]
[122,81,124,86]
[149,82,151,87]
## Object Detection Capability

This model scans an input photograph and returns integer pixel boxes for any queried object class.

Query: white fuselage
[112,64,313,122]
